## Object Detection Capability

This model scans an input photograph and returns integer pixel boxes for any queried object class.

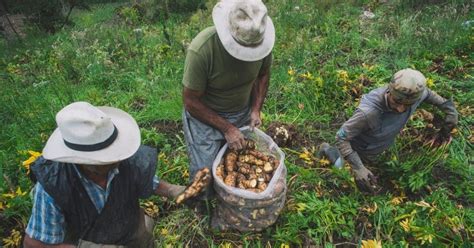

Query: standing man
[319,69,458,193]
[182,0,275,198]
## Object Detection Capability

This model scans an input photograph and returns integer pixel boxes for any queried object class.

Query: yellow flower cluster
[426,78,435,88]
[22,150,42,175]
[142,201,159,218]
[2,187,27,199]
[2,229,21,248]
[361,239,382,248]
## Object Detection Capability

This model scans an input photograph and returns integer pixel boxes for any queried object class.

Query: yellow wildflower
[426,78,435,88]
[315,76,324,87]
[300,71,313,80]
[288,67,295,76]
[220,242,233,248]
[416,233,434,245]
[2,229,22,248]
[318,158,330,166]
[336,70,351,83]
[22,150,42,174]
[362,63,375,71]
[161,228,169,236]
[299,148,314,164]
[2,187,27,199]
[400,218,411,232]
[361,239,382,248]
[295,203,307,213]
[142,201,159,217]
[6,63,21,75]
[361,202,378,214]
[280,244,290,248]
[390,195,406,206]
[183,169,189,178]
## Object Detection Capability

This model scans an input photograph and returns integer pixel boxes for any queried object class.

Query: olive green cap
[389,68,426,104]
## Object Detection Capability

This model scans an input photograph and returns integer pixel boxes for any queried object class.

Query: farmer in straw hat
[319,69,458,193]
[181,0,275,203]
[23,102,209,248]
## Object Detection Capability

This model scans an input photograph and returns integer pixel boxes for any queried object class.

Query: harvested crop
[225,151,238,172]
[216,139,280,193]
[224,172,237,187]
[176,167,211,204]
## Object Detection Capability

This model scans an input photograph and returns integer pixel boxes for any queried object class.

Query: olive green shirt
[182,26,272,112]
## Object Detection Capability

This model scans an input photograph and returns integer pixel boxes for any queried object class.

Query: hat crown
[389,69,426,103]
[56,102,115,145]
[228,0,267,46]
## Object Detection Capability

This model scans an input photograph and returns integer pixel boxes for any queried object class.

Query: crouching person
[320,69,458,193]
[23,102,208,248]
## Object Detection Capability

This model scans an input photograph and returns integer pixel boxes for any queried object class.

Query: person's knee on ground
[318,142,344,168]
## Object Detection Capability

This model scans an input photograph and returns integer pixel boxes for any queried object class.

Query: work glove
[224,125,246,150]
[353,166,378,193]
[346,152,377,193]
[249,110,262,131]
[426,100,458,147]
[426,125,453,147]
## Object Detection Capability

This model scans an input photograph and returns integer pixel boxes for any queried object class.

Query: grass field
[1,0,473,247]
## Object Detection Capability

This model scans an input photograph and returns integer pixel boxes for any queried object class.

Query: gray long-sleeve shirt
[336,86,458,160]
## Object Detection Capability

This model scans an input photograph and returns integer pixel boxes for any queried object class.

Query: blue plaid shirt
[25,165,160,244]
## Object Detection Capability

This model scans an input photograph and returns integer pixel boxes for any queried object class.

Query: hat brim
[212,1,275,62]
[42,106,141,165]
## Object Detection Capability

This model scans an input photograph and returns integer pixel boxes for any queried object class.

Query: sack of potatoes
[211,127,287,231]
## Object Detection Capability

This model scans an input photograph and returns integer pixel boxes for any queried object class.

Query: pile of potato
[216,140,280,193]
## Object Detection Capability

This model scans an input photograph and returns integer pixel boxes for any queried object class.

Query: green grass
[1,0,473,247]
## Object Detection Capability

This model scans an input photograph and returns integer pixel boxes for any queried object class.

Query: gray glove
[426,100,458,147]
[439,100,458,130]
[346,152,377,193]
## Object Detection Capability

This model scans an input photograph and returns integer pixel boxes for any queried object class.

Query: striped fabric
[25,165,160,244]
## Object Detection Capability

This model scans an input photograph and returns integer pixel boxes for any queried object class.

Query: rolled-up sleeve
[25,183,66,244]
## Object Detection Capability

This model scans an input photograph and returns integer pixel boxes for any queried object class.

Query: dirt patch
[265,122,298,147]
[0,14,26,40]
[265,120,336,150]
[148,119,182,137]
[130,96,147,111]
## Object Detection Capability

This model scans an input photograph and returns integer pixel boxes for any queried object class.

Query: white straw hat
[212,0,275,62]
[42,102,141,165]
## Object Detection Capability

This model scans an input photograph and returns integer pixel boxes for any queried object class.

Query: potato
[257,181,267,191]
[216,164,225,179]
[263,162,273,173]
[237,162,251,174]
[224,172,237,187]
[218,138,281,193]
[225,151,238,172]
[176,167,211,204]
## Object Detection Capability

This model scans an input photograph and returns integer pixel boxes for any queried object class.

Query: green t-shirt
[182,26,272,112]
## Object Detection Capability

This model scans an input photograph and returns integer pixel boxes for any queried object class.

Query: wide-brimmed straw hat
[42,102,141,165]
[212,0,275,62]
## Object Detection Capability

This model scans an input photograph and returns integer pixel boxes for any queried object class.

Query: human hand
[249,111,262,131]
[224,125,246,150]
[425,126,453,148]
[353,166,378,193]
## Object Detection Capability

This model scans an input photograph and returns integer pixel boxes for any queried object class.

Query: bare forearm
[24,236,75,248]
[183,92,233,133]
[251,70,270,113]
